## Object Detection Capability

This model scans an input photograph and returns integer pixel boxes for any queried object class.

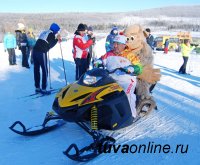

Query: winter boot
[35,88,42,93]
[41,89,51,95]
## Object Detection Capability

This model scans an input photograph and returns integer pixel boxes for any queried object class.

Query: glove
[124,65,135,74]
[56,34,62,43]
[4,49,6,52]
[138,64,161,84]
[93,59,102,68]
[91,37,96,44]
[15,47,17,49]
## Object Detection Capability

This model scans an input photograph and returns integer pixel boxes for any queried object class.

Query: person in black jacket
[32,23,61,94]
[15,23,30,68]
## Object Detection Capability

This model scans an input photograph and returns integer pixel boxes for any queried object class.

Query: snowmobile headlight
[83,74,102,85]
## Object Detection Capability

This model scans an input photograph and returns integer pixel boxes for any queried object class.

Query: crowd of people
[3,23,196,97]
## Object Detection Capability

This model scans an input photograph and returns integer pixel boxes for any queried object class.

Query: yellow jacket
[181,44,195,57]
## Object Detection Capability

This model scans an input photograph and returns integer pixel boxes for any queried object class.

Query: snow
[0,37,200,165]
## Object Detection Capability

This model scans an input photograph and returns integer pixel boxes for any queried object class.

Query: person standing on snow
[105,26,118,52]
[15,23,30,68]
[3,31,17,65]
[73,23,94,80]
[27,28,36,64]
[178,39,195,74]
[164,39,169,54]
[32,23,61,94]
[145,28,154,50]
[86,26,95,70]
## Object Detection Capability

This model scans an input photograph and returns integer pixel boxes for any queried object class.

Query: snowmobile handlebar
[107,67,136,76]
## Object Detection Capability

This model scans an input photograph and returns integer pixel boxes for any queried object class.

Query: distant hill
[0,5,200,41]
[128,5,200,17]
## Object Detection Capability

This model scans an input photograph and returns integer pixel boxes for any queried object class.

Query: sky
[1,0,200,13]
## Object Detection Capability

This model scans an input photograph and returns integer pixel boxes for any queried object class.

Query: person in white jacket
[96,35,143,118]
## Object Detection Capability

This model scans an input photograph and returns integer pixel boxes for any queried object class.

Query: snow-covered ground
[0,38,200,165]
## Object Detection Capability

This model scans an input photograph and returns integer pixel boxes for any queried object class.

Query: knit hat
[17,23,25,30]
[88,26,93,32]
[111,26,118,35]
[77,23,86,31]
[145,28,151,33]
[50,23,60,34]
[113,35,127,44]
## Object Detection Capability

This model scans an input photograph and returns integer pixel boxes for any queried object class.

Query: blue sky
[1,0,200,13]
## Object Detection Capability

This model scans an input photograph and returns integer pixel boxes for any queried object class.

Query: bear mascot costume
[124,24,161,111]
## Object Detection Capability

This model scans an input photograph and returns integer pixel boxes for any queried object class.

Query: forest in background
[0,5,200,42]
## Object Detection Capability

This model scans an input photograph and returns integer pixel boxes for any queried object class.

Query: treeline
[0,5,200,42]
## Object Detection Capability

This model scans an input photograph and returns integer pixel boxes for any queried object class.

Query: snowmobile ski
[63,122,116,162]
[9,112,65,136]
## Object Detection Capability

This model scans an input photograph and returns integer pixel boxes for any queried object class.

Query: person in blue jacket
[145,28,154,49]
[105,26,118,52]
[32,23,61,94]
[4,32,17,65]
[27,28,36,64]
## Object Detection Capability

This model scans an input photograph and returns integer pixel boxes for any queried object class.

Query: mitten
[56,34,62,43]
[124,65,135,74]
[138,64,161,84]
[91,37,96,44]
[93,59,103,68]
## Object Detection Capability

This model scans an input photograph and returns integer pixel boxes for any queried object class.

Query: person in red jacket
[73,23,94,80]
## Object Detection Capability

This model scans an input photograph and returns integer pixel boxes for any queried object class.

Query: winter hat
[88,26,93,32]
[145,28,151,33]
[111,26,118,35]
[113,35,127,45]
[50,23,60,34]
[84,24,88,31]
[77,23,86,31]
[17,23,25,30]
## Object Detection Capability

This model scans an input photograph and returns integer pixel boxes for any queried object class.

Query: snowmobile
[10,67,156,162]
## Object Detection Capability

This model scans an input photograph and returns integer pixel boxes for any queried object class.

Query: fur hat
[113,35,127,44]
[17,23,25,30]
[50,23,60,34]
[77,23,86,31]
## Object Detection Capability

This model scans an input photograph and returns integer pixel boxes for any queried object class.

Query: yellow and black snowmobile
[53,68,134,130]
[10,68,156,162]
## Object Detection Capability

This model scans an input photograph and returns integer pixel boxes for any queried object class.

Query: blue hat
[111,26,118,35]
[50,23,60,33]
[112,26,118,31]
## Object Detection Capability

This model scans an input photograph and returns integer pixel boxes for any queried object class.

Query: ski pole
[59,42,67,85]
[47,51,52,89]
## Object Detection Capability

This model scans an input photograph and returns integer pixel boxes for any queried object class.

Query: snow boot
[35,88,42,93]
[41,89,51,95]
